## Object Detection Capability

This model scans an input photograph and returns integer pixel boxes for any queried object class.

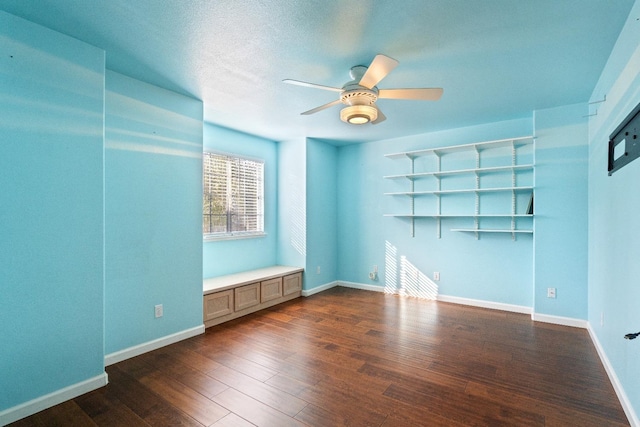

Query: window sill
[203,232,267,242]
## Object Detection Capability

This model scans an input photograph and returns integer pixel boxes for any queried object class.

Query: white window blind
[203,152,264,238]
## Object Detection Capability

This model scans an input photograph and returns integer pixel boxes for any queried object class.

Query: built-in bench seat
[203,265,303,328]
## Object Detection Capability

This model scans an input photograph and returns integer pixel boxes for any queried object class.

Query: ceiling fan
[283,54,443,125]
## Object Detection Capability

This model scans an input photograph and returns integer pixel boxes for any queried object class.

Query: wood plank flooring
[9,287,630,426]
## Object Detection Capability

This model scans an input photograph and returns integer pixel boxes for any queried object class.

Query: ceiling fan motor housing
[341,82,378,106]
[339,65,380,124]
[340,81,379,124]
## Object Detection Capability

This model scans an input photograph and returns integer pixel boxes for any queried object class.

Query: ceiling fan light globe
[348,115,370,125]
[340,105,377,125]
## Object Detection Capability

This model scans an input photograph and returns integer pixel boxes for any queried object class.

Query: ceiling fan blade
[301,99,342,115]
[359,54,399,89]
[378,88,443,101]
[283,79,342,92]
[372,108,386,125]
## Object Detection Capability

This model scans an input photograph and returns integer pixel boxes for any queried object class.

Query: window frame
[202,151,266,241]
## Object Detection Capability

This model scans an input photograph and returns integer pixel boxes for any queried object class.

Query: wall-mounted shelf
[383,164,534,181]
[383,136,535,239]
[450,228,534,239]
[385,214,533,218]
[385,136,533,159]
[451,228,534,233]
[384,186,533,197]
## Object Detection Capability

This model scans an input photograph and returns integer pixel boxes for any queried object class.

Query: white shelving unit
[383,136,534,239]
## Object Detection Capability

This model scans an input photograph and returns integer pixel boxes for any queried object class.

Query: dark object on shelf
[624,331,640,340]
[527,193,534,215]
[608,101,640,176]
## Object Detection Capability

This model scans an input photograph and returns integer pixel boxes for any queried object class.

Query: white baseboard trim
[302,281,339,297]
[587,324,639,427]
[531,312,588,329]
[437,294,532,315]
[0,372,108,426]
[337,280,386,292]
[104,324,205,366]
[338,281,533,315]
[337,283,595,329]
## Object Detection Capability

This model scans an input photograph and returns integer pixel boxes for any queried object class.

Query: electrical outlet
[547,287,556,299]
[434,272,440,281]
[155,304,163,318]
[369,264,379,281]
[316,266,321,274]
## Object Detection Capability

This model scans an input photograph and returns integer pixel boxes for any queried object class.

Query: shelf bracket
[436,152,442,239]
[410,157,415,237]
[474,146,480,239]
[511,141,517,241]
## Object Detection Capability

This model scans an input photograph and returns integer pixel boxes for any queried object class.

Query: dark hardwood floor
[10,287,629,426]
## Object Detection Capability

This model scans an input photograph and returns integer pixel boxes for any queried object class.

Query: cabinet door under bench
[235,282,260,311]
[203,289,233,322]
[261,277,283,303]
[283,272,302,296]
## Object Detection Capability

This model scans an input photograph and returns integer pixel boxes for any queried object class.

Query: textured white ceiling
[1,0,635,144]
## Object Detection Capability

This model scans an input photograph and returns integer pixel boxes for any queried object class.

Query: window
[203,152,264,239]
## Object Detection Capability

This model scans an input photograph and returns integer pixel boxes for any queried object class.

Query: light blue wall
[337,118,535,306]
[0,12,105,411]
[276,139,307,269]
[305,138,338,289]
[104,71,203,355]
[588,0,640,420]
[202,125,278,277]
[533,104,589,319]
